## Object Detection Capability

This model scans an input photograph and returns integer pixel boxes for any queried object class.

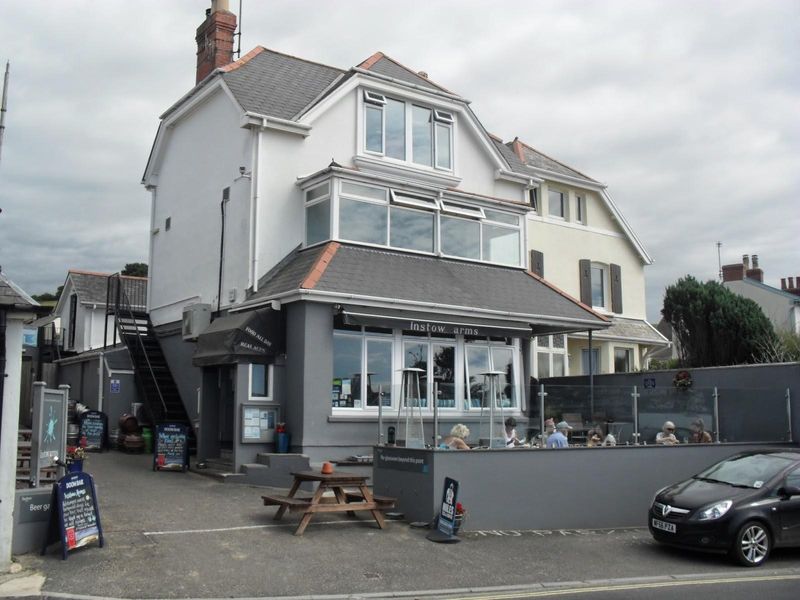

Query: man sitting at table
[546,421,572,448]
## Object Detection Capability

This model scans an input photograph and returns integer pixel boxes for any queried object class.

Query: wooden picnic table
[262,469,394,536]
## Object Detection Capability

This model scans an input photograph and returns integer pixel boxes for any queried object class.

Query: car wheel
[730,521,771,567]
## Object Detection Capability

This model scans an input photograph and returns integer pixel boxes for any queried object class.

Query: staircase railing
[104,273,169,421]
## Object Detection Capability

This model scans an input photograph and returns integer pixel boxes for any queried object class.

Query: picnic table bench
[262,469,395,535]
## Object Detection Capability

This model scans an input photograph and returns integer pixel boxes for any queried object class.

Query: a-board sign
[42,472,104,560]
[426,476,460,544]
[153,423,189,472]
[79,410,107,451]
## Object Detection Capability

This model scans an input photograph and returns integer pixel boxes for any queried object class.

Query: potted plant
[454,502,467,534]
[66,446,86,473]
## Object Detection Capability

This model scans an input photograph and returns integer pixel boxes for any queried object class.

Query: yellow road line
[441,573,800,600]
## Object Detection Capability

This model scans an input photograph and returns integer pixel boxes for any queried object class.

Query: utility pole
[716,241,722,282]
[0,61,9,166]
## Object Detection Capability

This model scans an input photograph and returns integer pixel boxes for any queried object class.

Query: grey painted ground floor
[9,452,800,599]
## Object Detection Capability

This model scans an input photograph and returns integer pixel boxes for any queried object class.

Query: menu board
[241,405,277,443]
[79,411,107,451]
[153,423,189,472]
[42,472,104,560]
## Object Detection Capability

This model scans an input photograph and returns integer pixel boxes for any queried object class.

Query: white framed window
[464,340,519,410]
[614,347,633,373]
[304,182,331,246]
[332,328,394,410]
[591,263,608,309]
[362,90,454,172]
[390,190,438,210]
[533,334,567,378]
[548,188,565,219]
[575,195,585,224]
[440,200,484,219]
[249,364,274,400]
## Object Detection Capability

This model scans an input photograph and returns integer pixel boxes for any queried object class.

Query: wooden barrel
[118,413,140,434]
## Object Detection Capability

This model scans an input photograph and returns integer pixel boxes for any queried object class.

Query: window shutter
[579,259,592,306]
[610,263,623,313]
[530,250,544,278]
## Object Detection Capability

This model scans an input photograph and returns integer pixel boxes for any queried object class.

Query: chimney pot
[722,263,745,282]
[781,278,787,290]
[752,254,759,268]
[195,1,237,84]
[742,254,750,270]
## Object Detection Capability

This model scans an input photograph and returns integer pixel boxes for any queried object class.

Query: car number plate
[652,518,676,533]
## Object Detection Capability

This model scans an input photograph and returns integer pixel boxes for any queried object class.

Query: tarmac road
[3,452,800,599]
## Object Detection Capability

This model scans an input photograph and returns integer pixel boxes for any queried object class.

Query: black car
[649,450,800,566]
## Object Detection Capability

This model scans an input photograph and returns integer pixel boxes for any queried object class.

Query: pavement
[2,452,800,599]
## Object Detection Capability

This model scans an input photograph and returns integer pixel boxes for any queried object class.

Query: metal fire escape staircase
[104,274,191,428]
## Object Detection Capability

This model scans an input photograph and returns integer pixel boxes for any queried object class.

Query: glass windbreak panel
[403,342,429,407]
[251,364,269,397]
[339,198,387,245]
[540,385,636,445]
[591,266,605,307]
[305,199,330,245]
[614,348,631,373]
[553,353,566,377]
[492,346,516,408]
[341,181,387,202]
[366,339,392,407]
[365,105,382,153]
[465,345,490,409]
[696,453,797,489]
[332,334,362,408]
[548,189,564,217]
[385,98,405,160]
[390,206,434,252]
[483,209,519,225]
[412,105,433,166]
[432,344,456,408]
[441,216,480,259]
[482,224,520,266]
[717,387,790,442]
[537,352,550,378]
[638,387,715,445]
[435,123,451,169]
[306,183,329,202]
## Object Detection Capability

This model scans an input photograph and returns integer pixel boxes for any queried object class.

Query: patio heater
[479,371,505,448]
[397,367,426,448]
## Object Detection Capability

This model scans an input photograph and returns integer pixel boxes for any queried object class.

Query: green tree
[121,262,148,277]
[32,284,64,303]
[661,276,777,367]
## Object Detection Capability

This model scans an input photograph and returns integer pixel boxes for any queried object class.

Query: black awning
[342,307,532,338]
[192,308,284,367]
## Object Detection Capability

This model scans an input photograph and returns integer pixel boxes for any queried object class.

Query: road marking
[441,573,800,600]
[143,519,367,536]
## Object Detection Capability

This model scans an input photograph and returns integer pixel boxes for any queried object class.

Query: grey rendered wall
[374,443,795,531]
[156,327,203,423]
[103,371,137,427]
[57,358,99,407]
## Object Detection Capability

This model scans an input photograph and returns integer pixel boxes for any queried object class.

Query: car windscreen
[695,454,795,489]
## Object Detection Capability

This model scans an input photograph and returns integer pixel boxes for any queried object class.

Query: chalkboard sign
[42,472,104,560]
[153,423,189,472]
[79,410,107,451]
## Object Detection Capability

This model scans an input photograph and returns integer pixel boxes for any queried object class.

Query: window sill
[354,155,462,188]
[328,411,523,423]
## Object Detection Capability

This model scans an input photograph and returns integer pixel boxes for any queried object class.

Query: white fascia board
[232,288,608,330]
[52,275,74,317]
[240,111,312,136]
[298,73,510,174]
[497,169,543,186]
[143,78,244,187]
[599,188,652,265]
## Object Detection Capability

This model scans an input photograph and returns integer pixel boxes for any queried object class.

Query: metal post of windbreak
[631,385,640,445]
[588,330,595,419]
[786,388,792,443]
[113,275,120,347]
[103,276,110,350]
[713,387,720,443]
[539,383,547,446]
[377,384,383,446]
[433,381,439,448]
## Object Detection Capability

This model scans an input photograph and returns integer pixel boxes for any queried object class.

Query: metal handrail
[107,273,169,420]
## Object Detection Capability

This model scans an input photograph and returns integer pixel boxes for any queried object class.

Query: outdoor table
[262,469,392,536]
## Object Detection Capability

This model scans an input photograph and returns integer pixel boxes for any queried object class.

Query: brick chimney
[721,262,745,282]
[781,276,800,297]
[196,0,237,84]
[746,253,763,283]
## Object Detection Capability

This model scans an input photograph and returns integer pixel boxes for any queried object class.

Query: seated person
[546,421,572,448]
[655,421,680,445]
[504,417,523,447]
[539,418,555,446]
[689,418,712,443]
[442,424,471,450]
[586,427,604,447]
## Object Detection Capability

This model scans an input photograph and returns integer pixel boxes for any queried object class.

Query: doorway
[217,365,235,450]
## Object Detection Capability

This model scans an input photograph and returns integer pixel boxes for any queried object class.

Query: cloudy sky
[0,0,797,320]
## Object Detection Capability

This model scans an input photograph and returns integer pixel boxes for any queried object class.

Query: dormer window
[363,90,454,171]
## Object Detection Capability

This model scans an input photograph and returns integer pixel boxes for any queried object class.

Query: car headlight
[697,500,732,521]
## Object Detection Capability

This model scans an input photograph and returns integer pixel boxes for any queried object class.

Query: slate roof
[0,270,39,310]
[575,316,669,346]
[508,139,598,183]
[221,48,345,120]
[360,54,447,92]
[68,271,147,308]
[246,243,607,329]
